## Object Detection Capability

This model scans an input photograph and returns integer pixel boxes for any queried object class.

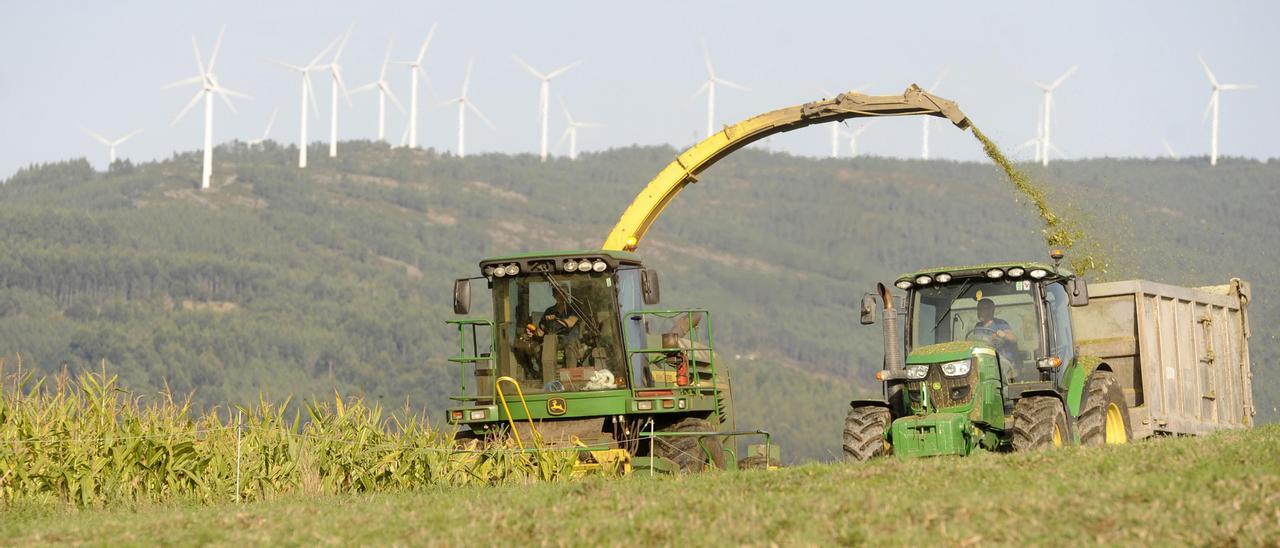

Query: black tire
[842,405,891,462]
[1011,396,1069,451]
[1079,370,1132,446]
[653,417,725,473]
[736,455,781,470]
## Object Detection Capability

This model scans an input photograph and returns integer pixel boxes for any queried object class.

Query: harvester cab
[446,250,769,473]
[845,252,1127,460]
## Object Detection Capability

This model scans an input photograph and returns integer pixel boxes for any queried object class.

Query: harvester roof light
[935,273,953,283]
[592,260,608,272]
[915,275,933,286]
[986,268,1005,279]
[1007,267,1026,277]
[504,264,520,276]
[493,266,507,278]
[895,280,913,290]
[1029,269,1048,279]
[577,260,592,272]
[483,266,495,276]
[564,260,578,272]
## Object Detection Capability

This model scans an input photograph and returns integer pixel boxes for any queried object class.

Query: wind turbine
[1015,101,1045,163]
[1162,137,1179,160]
[352,40,405,143]
[514,56,581,162]
[557,97,603,160]
[324,28,354,158]
[439,59,493,158]
[164,26,251,190]
[396,24,437,149]
[1035,65,1078,166]
[846,120,877,157]
[247,109,278,146]
[820,85,871,158]
[1199,55,1256,166]
[694,43,749,139]
[82,128,142,166]
[920,68,949,159]
[269,37,337,168]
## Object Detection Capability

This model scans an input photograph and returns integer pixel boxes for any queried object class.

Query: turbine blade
[215,85,252,100]
[268,59,305,72]
[190,35,206,77]
[559,95,573,124]
[263,109,277,137]
[304,74,320,116]
[460,59,474,96]
[702,42,715,78]
[1220,83,1257,91]
[691,80,710,99]
[379,39,394,80]
[416,23,437,64]
[333,25,353,63]
[818,87,834,98]
[381,82,406,113]
[1202,92,1215,123]
[930,66,950,92]
[1198,55,1219,88]
[335,67,353,106]
[350,81,379,94]
[577,122,604,129]
[207,25,226,73]
[1050,65,1079,89]
[171,90,205,126]
[162,75,204,90]
[556,127,571,150]
[513,56,545,79]
[468,101,495,129]
[307,37,340,69]
[545,60,581,80]
[82,128,111,145]
[716,77,750,92]
[215,88,238,114]
[117,128,144,144]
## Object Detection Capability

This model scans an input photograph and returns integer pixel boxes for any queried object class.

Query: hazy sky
[3,1,1277,176]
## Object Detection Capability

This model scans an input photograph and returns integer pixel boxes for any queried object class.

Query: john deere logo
[547,397,567,416]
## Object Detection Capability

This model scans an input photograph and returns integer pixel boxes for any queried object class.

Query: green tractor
[844,252,1132,460]
[447,250,774,473]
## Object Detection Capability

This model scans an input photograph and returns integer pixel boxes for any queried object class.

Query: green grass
[5,425,1278,545]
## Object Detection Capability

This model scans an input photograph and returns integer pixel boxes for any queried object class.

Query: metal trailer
[1072,278,1254,438]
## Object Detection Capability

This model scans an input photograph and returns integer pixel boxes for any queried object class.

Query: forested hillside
[1,141,1275,461]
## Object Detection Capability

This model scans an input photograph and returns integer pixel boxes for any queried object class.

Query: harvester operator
[514,288,582,377]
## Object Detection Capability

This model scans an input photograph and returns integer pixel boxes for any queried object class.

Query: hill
[6,424,1278,544]
[0,141,1276,462]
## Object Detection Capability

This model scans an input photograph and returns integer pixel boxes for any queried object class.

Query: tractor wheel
[1079,370,1132,446]
[654,417,725,473]
[1011,396,1069,451]
[842,405,891,462]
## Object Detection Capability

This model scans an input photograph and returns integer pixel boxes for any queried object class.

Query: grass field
[4,425,1278,545]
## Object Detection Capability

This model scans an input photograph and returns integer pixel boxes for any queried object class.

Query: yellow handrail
[494,376,541,450]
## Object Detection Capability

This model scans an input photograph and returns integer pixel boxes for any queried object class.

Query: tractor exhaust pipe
[878,282,905,409]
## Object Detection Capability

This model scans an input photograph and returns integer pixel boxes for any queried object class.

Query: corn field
[0,359,586,507]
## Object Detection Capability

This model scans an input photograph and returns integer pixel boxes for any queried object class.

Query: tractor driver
[973,298,1018,358]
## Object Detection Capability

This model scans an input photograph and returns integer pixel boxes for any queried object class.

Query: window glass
[910,277,1040,382]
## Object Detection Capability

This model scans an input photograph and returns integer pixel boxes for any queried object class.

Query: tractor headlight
[564,260,578,272]
[592,260,608,272]
[1029,269,1048,279]
[915,275,932,286]
[940,359,971,377]
[895,280,913,290]
[935,273,952,283]
[905,364,929,379]
[986,268,1005,279]
[1007,267,1025,277]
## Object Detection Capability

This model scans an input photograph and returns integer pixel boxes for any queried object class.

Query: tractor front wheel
[1011,396,1069,451]
[842,405,891,462]
[1079,370,1132,446]
[654,417,725,473]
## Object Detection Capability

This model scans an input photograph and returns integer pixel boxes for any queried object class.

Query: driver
[975,298,1018,357]
[513,289,582,375]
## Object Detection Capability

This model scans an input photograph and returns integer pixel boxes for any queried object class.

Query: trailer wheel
[1079,370,1132,446]
[1011,396,1069,451]
[842,405,891,462]
[654,417,724,472]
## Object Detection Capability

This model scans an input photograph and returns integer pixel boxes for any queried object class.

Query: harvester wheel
[1079,370,1132,446]
[654,417,725,473]
[1011,396,1069,451]
[842,405,891,462]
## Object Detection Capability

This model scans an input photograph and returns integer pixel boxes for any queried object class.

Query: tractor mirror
[1068,277,1089,307]
[641,269,661,305]
[860,293,877,325]
[453,278,471,315]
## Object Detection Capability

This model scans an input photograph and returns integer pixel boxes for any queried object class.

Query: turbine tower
[514,56,580,162]
[396,24,437,149]
[694,42,748,139]
[1035,65,1078,166]
[1198,55,1256,166]
[352,40,405,143]
[247,109,278,146]
[164,26,250,190]
[557,97,603,160]
[324,28,354,158]
[82,128,142,166]
[440,59,493,158]
[269,38,337,168]
[920,68,948,159]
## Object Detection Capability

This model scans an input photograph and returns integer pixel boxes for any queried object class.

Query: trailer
[1073,278,1254,438]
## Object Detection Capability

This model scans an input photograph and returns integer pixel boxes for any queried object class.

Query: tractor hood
[907,341,987,364]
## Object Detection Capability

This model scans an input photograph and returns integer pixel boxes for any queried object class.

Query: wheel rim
[1105,403,1128,444]
[1052,423,1063,447]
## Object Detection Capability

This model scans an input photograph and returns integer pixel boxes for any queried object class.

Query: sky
[2,1,1278,177]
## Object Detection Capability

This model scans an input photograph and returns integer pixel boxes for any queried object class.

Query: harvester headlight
[1029,269,1048,279]
[636,400,655,411]
[504,264,520,276]
[940,359,971,377]
[592,260,608,272]
[578,260,593,272]
[1007,267,1025,277]
[483,266,495,277]
[905,364,929,379]
[564,260,578,272]
[915,275,933,286]
[493,266,506,278]
[469,410,487,420]
[986,268,1005,279]
[895,280,913,290]
[935,273,952,283]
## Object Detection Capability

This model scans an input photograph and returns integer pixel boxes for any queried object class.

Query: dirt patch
[426,209,457,226]
[375,255,424,279]
[467,181,529,204]
[180,300,238,313]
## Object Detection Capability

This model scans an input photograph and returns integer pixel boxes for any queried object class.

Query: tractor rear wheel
[1011,396,1069,451]
[654,417,725,473]
[1079,370,1132,446]
[842,405,891,462]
